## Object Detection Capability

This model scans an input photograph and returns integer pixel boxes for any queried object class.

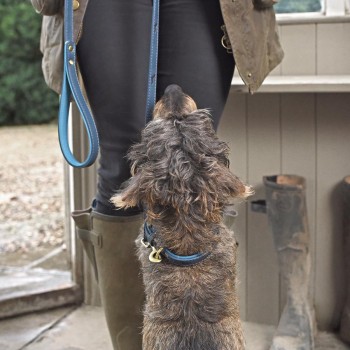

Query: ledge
[277,13,350,25]
[231,75,350,93]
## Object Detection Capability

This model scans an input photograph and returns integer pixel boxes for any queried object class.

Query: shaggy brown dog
[112,84,249,350]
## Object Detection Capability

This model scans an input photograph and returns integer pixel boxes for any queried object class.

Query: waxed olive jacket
[31,0,284,94]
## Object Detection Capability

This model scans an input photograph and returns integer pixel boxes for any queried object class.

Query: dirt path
[0,124,65,267]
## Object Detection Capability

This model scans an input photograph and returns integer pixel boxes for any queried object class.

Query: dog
[112,84,250,350]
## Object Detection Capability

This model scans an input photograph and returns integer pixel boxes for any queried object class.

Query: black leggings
[77,0,235,215]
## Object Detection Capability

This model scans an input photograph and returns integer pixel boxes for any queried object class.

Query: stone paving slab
[1,305,349,350]
[0,306,74,350]
[242,322,350,350]
[24,305,112,350]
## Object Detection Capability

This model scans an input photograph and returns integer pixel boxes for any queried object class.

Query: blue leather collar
[142,222,211,267]
[59,0,160,167]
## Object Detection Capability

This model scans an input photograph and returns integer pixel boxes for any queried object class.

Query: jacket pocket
[31,0,63,16]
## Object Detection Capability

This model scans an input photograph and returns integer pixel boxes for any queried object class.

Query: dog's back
[139,224,244,350]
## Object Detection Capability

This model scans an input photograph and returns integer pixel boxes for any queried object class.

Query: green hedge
[0,0,58,125]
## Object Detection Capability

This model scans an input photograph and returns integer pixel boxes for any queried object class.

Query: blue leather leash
[145,0,160,124]
[59,0,160,167]
[142,222,211,266]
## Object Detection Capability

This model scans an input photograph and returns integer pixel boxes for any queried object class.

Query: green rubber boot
[72,207,144,350]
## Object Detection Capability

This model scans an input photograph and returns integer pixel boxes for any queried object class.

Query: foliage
[275,0,322,13]
[0,0,58,125]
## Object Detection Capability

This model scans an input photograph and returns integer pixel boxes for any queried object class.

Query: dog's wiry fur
[112,85,249,349]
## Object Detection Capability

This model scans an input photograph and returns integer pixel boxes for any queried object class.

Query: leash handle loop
[58,0,99,168]
[59,0,160,167]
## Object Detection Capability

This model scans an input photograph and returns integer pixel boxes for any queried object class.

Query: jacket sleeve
[252,0,278,10]
[30,0,64,16]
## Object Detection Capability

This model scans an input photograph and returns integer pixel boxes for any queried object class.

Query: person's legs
[74,2,235,348]
[76,0,152,215]
[77,0,234,215]
[157,0,235,131]
[75,4,152,349]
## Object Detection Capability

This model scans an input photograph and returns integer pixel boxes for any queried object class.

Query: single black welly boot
[72,206,144,350]
[340,176,350,344]
[263,175,316,350]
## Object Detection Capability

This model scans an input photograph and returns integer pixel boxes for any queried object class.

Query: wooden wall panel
[246,94,281,325]
[317,23,350,75]
[220,91,350,330]
[280,24,317,75]
[219,93,248,319]
[315,93,350,330]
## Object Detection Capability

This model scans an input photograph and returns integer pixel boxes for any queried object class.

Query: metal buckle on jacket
[220,25,232,54]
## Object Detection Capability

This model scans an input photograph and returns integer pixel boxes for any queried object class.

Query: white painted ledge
[231,75,350,93]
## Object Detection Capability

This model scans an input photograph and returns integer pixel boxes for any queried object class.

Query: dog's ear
[110,133,150,209]
[111,174,143,209]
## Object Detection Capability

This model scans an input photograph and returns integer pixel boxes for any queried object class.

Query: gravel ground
[0,124,65,266]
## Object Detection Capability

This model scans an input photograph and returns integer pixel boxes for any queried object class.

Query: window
[275,0,349,17]
[275,0,322,14]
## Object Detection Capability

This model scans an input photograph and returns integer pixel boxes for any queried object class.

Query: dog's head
[112,85,251,231]
[152,84,197,120]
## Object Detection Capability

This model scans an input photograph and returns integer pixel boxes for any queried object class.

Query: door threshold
[0,266,82,319]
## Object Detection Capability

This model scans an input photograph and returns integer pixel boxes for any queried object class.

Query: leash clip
[141,238,163,263]
[149,246,163,263]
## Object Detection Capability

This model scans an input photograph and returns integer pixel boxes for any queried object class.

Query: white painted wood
[231,76,350,93]
[346,0,350,13]
[326,0,346,16]
[277,13,350,25]
[218,93,248,320]
[317,23,350,75]
[270,25,283,76]
[315,93,350,330]
[246,94,280,325]
[280,24,316,75]
[221,91,350,329]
